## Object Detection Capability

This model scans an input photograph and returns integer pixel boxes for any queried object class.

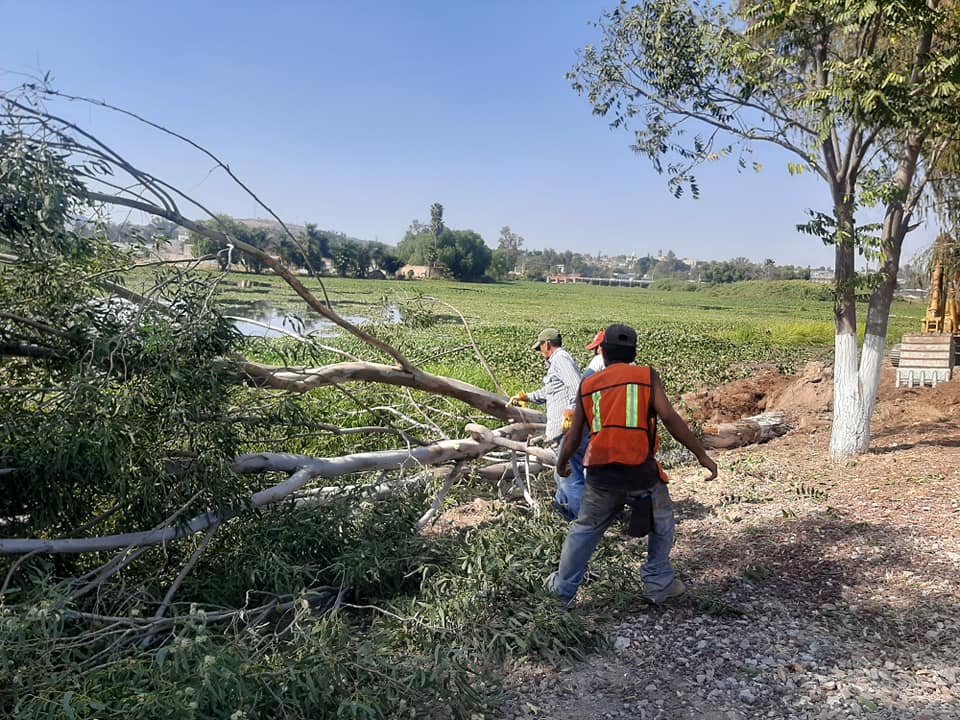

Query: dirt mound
[419,498,500,536]
[681,362,831,424]
[684,360,960,437]
[872,365,960,432]
[766,359,834,422]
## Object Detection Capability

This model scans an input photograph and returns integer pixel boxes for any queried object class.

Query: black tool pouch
[626,494,654,537]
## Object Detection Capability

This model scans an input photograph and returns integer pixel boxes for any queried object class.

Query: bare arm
[556,393,586,477]
[651,369,718,480]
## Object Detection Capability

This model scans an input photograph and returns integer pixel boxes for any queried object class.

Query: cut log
[475,460,546,482]
[701,411,789,450]
[747,411,789,442]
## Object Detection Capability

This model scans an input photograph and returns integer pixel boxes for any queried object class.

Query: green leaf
[62,691,76,720]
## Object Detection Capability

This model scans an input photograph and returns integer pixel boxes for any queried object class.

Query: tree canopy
[569,0,960,457]
[396,208,494,281]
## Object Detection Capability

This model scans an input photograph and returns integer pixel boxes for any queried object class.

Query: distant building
[545,274,651,288]
[810,269,834,284]
[399,264,433,280]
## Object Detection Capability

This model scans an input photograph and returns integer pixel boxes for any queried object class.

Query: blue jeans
[553,433,588,521]
[547,480,676,603]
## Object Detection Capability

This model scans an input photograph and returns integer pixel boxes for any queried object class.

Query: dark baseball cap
[602,323,637,348]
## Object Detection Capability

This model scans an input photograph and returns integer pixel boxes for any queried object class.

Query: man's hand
[561,409,574,433]
[699,455,719,481]
[507,391,529,407]
[556,460,572,477]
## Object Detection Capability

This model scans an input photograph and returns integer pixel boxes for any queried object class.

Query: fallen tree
[0,83,559,590]
[0,87,584,719]
[0,423,553,556]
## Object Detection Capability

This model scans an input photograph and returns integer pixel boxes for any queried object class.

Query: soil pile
[681,361,834,425]
[681,360,960,434]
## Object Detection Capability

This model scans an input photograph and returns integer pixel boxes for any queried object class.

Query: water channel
[224,305,401,339]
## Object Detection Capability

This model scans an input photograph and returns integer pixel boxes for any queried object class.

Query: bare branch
[417,461,466,530]
[0,549,43,598]
[464,423,557,464]
[145,522,221,639]
[0,343,60,359]
[0,311,63,337]
[422,296,505,396]
[40,87,329,290]
[0,423,548,555]
[235,359,543,424]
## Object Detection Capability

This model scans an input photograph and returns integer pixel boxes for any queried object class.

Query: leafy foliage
[395,213,494,281]
[1,497,624,720]
[567,0,960,456]
[0,137,246,535]
[0,78,933,719]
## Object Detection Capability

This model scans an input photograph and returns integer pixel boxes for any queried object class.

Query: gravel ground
[499,592,958,720]
[497,370,960,720]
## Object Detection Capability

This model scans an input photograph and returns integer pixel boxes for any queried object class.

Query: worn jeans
[553,432,588,521]
[547,479,676,603]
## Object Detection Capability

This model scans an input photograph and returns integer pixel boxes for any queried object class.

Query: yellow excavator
[896,234,960,387]
[921,237,960,334]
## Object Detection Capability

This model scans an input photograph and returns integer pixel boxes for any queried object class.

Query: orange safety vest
[581,364,668,481]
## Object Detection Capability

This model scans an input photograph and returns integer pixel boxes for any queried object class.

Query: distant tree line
[84,216,402,278]
[695,257,810,283]
[395,204,493,281]
[88,209,810,285]
[188,218,403,278]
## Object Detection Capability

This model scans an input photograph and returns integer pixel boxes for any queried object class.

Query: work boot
[642,578,686,605]
[546,572,577,609]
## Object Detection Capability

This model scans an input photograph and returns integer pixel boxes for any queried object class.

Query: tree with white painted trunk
[569,0,960,457]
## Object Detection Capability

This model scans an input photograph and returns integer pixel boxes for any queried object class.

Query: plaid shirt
[528,347,582,442]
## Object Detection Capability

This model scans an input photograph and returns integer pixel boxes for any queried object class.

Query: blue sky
[1,0,938,267]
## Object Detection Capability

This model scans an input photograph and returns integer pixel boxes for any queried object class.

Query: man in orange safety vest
[550,323,718,605]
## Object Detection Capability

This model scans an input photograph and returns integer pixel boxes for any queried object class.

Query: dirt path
[498,367,960,720]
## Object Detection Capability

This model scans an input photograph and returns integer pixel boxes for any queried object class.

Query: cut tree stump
[701,411,789,450]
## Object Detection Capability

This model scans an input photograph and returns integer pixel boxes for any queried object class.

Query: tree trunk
[1,423,547,555]
[829,196,866,458]
[236,360,544,425]
[830,331,870,457]
[701,412,788,450]
[829,131,922,459]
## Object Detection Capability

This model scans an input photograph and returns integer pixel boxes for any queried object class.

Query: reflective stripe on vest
[625,383,639,428]
[591,390,602,434]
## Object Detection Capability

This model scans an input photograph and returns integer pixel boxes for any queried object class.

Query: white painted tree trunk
[830,332,886,459]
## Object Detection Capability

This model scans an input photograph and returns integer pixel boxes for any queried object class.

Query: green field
[194,272,924,397]
[5,270,928,720]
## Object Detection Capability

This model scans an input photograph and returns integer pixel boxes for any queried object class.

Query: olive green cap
[532,328,562,350]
